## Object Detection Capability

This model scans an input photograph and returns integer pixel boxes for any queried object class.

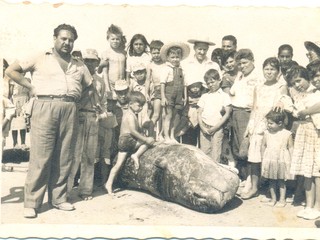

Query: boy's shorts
[118,133,137,152]
[165,81,184,110]
[152,85,161,100]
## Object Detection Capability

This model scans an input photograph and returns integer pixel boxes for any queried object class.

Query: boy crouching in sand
[105,91,155,194]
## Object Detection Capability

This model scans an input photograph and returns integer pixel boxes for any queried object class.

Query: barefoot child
[96,24,126,159]
[198,69,232,162]
[160,42,190,143]
[98,24,126,102]
[105,91,155,194]
[145,40,165,138]
[261,110,294,208]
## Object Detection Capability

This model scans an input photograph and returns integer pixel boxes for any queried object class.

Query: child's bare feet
[131,154,140,170]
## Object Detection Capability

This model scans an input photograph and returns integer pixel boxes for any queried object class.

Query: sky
[1,1,320,70]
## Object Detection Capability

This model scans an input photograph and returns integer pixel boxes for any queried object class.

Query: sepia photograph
[1,0,320,238]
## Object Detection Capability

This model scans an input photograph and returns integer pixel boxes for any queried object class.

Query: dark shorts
[152,85,161,100]
[165,81,184,110]
[118,133,137,152]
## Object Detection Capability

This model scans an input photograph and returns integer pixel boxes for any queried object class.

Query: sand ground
[1,134,318,239]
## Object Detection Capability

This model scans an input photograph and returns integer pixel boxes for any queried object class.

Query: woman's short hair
[235,49,254,62]
[263,57,280,72]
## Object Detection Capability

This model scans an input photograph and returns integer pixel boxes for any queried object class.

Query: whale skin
[117,143,239,213]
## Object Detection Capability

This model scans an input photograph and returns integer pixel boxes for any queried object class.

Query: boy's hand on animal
[145,137,155,145]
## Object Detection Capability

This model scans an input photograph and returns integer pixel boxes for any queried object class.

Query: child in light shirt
[198,69,232,162]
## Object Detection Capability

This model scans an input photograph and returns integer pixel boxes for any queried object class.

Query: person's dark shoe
[52,202,75,211]
[23,207,37,218]
[315,219,320,228]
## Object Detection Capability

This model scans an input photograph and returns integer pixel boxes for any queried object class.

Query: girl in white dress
[261,110,294,207]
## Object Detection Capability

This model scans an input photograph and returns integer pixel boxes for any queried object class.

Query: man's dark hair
[278,44,293,56]
[222,35,237,47]
[53,24,78,40]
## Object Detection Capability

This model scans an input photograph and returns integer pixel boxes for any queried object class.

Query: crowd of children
[3,23,320,222]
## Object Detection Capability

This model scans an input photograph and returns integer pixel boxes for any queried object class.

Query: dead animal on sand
[117,143,239,213]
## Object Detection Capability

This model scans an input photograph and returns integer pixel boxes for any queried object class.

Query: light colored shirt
[148,61,165,87]
[197,88,231,127]
[160,62,185,84]
[229,68,262,109]
[126,52,151,73]
[182,55,221,87]
[303,90,320,129]
[18,49,92,100]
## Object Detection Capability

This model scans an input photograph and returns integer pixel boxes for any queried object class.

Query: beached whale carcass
[117,143,239,213]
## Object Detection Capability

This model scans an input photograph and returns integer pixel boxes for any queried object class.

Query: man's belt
[37,95,75,102]
[79,109,96,113]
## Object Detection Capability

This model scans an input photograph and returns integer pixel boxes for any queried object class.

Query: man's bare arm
[5,62,36,96]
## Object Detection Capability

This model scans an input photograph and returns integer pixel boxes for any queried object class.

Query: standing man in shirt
[5,24,92,218]
[182,38,220,146]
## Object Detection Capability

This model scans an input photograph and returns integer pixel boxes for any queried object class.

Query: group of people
[3,23,320,223]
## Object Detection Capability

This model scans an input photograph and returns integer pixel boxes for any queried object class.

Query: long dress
[261,129,293,180]
[247,81,288,163]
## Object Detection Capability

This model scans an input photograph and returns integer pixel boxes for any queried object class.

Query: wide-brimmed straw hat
[304,41,320,56]
[114,80,129,91]
[160,42,190,62]
[188,38,215,46]
[132,62,147,72]
[82,49,100,60]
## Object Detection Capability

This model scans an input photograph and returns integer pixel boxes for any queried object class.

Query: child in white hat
[159,42,190,143]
